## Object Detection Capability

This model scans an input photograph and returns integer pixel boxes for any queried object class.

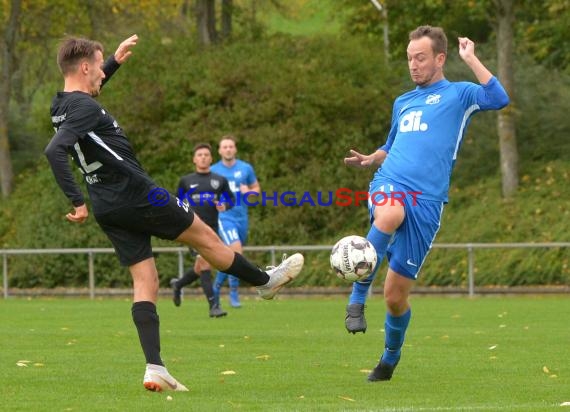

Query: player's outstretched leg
[256,253,304,299]
[346,225,392,333]
[143,364,189,392]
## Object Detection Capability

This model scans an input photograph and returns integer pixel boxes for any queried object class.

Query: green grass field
[1,296,568,411]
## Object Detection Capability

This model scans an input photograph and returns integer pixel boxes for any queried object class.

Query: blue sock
[382,309,411,366]
[348,225,391,305]
[213,272,228,304]
[228,275,240,288]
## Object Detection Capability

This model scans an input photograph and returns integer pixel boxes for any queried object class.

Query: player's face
[407,37,445,87]
[193,148,212,172]
[87,51,105,97]
[218,139,237,162]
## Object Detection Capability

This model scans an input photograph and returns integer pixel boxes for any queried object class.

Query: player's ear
[436,52,446,67]
[79,60,90,75]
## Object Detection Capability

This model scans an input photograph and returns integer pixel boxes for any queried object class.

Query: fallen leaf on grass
[543,366,550,374]
[338,396,355,402]
[16,362,28,367]
[359,369,371,374]
[221,370,236,375]
[488,345,498,350]
[255,355,270,360]
[560,401,570,406]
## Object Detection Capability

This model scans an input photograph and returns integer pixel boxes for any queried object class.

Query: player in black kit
[170,143,233,317]
[44,35,304,392]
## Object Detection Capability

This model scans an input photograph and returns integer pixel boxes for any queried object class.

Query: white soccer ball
[330,235,377,282]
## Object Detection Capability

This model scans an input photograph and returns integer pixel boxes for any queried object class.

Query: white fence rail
[2,242,569,299]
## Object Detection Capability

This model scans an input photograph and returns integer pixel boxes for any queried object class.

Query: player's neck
[222,159,237,167]
[63,78,91,94]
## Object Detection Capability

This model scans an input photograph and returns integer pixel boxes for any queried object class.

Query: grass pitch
[1,295,568,411]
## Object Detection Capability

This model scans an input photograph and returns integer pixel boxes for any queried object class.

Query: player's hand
[344,150,375,168]
[239,183,250,194]
[458,37,475,61]
[216,203,227,212]
[66,204,88,223]
[114,34,138,64]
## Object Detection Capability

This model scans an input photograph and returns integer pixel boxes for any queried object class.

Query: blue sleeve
[476,76,510,110]
[456,77,509,111]
[245,163,257,185]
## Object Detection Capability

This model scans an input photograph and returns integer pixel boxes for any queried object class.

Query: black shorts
[95,195,194,266]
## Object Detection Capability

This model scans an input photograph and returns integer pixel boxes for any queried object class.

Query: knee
[384,291,407,314]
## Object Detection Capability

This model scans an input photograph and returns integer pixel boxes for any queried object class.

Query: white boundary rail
[1,242,569,299]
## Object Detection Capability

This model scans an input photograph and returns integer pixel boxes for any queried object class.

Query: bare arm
[458,37,493,85]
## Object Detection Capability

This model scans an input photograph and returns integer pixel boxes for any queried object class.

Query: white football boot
[143,364,189,392]
[256,253,304,300]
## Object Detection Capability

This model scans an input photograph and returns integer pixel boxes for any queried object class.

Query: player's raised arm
[114,34,138,64]
[458,37,493,85]
[102,34,138,86]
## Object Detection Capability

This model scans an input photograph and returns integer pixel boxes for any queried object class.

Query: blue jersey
[376,77,509,202]
[211,159,258,224]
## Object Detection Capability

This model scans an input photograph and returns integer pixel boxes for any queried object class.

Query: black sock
[222,253,269,286]
[199,270,216,308]
[176,268,199,288]
[132,301,163,366]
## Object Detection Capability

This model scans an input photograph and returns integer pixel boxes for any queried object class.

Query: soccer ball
[330,235,377,282]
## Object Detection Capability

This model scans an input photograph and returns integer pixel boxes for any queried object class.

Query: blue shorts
[218,216,248,246]
[368,179,444,279]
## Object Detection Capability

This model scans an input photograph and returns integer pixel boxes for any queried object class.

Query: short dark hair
[57,37,103,76]
[219,134,237,147]
[193,143,212,155]
[409,25,447,56]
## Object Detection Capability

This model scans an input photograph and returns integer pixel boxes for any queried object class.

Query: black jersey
[177,172,234,232]
[45,56,156,215]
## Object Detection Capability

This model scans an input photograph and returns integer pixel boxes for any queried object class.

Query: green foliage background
[0,1,569,289]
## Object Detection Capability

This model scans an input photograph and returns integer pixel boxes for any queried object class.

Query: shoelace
[265,253,288,271]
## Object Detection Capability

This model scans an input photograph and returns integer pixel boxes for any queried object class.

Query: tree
[196,0,217,46]
[495,0,519,198]
[221,0,233,40]
[0,0,20,197]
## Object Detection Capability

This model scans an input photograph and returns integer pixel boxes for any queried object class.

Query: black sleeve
[220,177,235,210]
[101,55,121,88]
[177,177,187,199]
[44,128,84,207]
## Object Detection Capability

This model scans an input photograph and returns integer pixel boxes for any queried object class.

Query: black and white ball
[330,235,377,282]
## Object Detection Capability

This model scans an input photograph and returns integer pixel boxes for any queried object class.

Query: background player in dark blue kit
[45,35,304,392]
[342,25,510,381]
[170,143,234,318]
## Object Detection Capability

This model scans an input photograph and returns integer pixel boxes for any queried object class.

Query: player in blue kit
[211,136,260,308]
[343,26,510,381]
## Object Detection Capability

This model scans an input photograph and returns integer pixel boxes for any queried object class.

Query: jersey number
[74,143,102,174]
